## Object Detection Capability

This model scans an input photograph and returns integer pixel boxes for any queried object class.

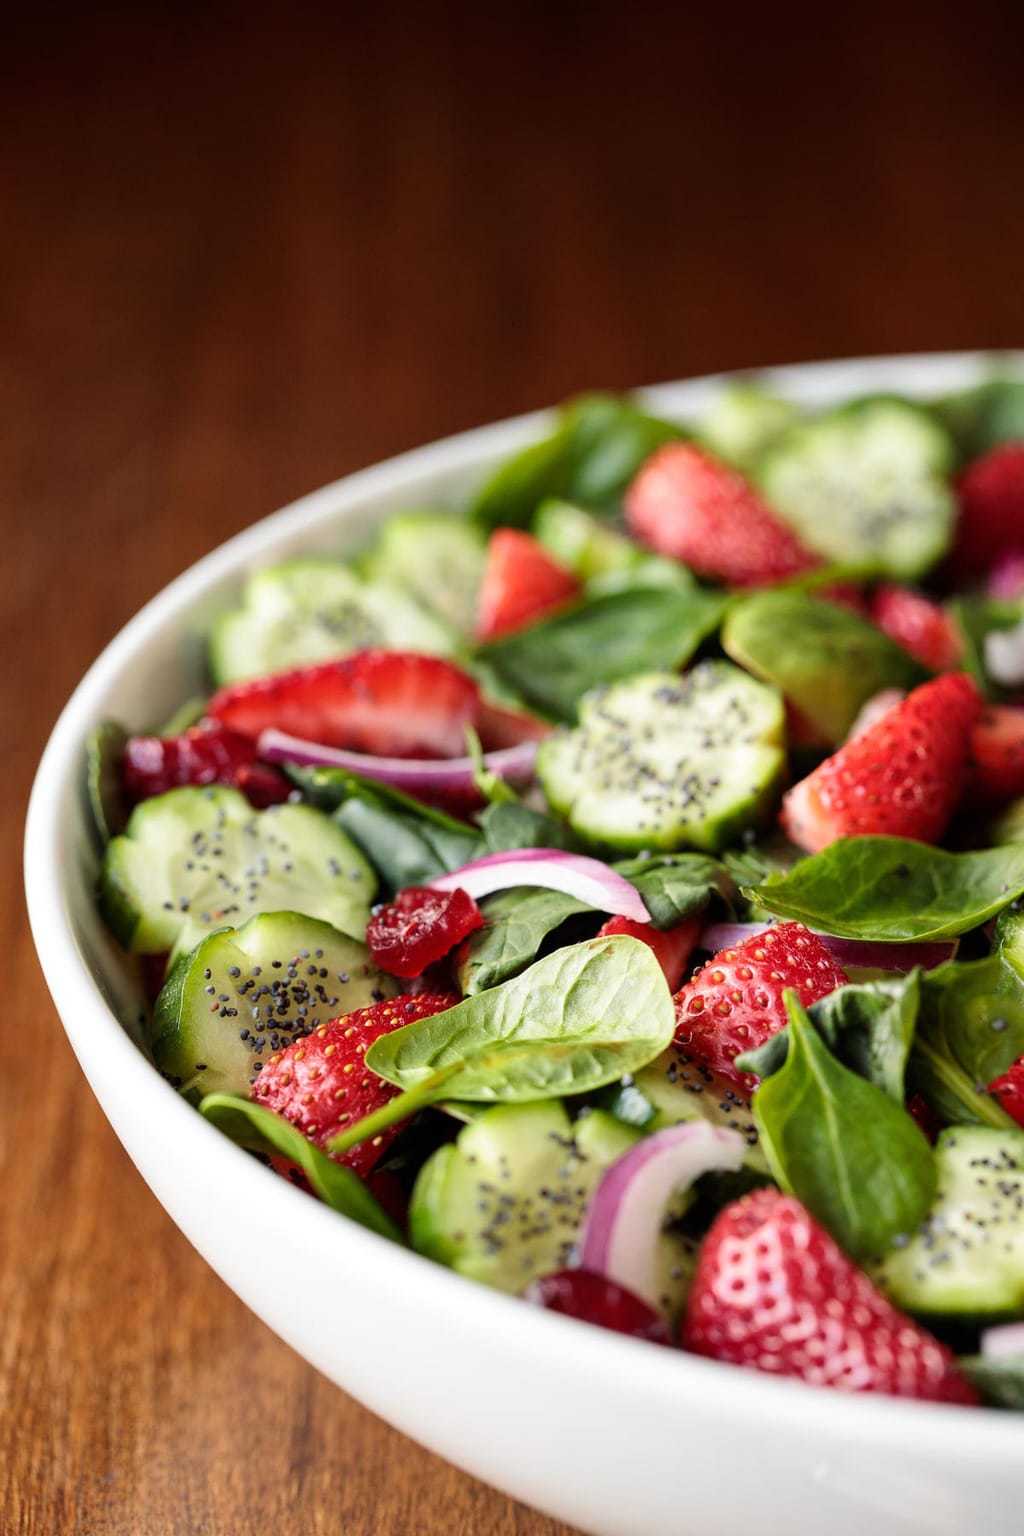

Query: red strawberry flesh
[682,1189,979,1403]
[988,1057,1024,1129]
[969,706,1024,805]
[367,887,484,979]
[251,991,459,1177]
[625,442,819,588]
[673,922,847,1091]
[597,914,701,992]
[954,442,1024,577]
[525,1268,672,1345]
[871,584,962,672]
[122,721,291,807]
[476,529,580,640]
[781,672,981,853]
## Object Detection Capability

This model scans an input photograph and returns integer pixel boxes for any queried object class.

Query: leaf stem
[326,1075,448,1157]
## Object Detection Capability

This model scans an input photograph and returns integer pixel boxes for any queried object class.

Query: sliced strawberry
[625,442,819,588]
[476,529,580,641]
[597,914,701,991]
[525,1269,672,1344]
[988,1057,1024,1128]
[817,581,868,615]
[672,923,847,1091]
[781,672,981,853]
[208,649,481,758]
[682,1189,979,1403]
[122,721,291,807]
[871,584,962,672]
[905,1092,943,1144]
[988,549,1024,601]
[476,695,553,748]
[969,705,1024,804]
[954,441,1024,576]
[367,887,484,979]
[251,991,459,1177]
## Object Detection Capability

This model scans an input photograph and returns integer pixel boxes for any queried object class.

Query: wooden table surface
[3,5,1024,1533]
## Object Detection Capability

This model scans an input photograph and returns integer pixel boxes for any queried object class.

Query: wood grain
[2,4,1023,1532]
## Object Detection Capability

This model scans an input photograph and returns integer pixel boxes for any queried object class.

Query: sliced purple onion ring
[258,727,538,798]
[981,1322,1024,1359]
[700,920,956,973]
[579,1122,746,1308]
[427,849,650,923]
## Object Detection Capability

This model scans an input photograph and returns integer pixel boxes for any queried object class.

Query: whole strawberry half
[682,1189,978,1403]
[208,649,481,758]
[781,672,981,853]
[988,1057,1024,1128]
[954,441,1024,576]
[367,887,484,979]
[598,914,701,992]
[625,442,819,588]
[476,529,580,641]
[969,705,1024,804]
[871,584,962,672]
[250,991,459,1177]
[122,721,291,808]
[672,923,847,1090]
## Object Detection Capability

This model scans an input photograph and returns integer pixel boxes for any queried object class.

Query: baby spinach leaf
[198,1094,403,1242]
[949,596,1023,700]
[480,586,729,721]
[738,971,923,1102]
[328,936,676,1158]
[612,851,735,930]
[748,838,1024,941]
[458,887,593,995]
[463,726,518,806]
[477,800,579,854]
[722,590,924,745]
[335,799,482,892]
[934,377,1024,462]
[958,1353,1024,1411]
[287,763,476,832]
[752,992,937,1260]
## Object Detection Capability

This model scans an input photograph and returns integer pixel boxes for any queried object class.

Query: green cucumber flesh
[534,499,692,592]
[600,1045,768,1173]
[86,720,129,846]
[698,382,799,468]
[409,1101,697,1317]
[759,398,955,578]
[100,786,376,953]
[537,662,785,853]
[873,1125,1024,1319]
[208,559,455,684]
[363,513,486,635]
[153,911,395,1099]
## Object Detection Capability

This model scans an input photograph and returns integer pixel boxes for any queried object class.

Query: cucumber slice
[699,382,799,468]
[537,662,785,853]
[759,399,956,578]
[873,1126,1024,1319]
[208,559,455,685]
[100,786,376,953]
[722,590,926,745]
[85,720,128,847]
[363,513,486,635]
[600,1045,768,1174]
[534,499,692,591]
[153,911,395,1099]
[410,1102,697,1316]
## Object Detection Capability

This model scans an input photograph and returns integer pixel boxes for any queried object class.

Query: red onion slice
[700,920,955,973]
[981,1322,1024,1359]
[258,727,538,798]
[579,1122,746,1308]
[427,849,650,923]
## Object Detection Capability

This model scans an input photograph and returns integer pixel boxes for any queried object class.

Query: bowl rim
[24,348,1024,1462]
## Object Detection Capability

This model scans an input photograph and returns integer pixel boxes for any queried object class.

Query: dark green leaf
[752,992,937,1260]
[335,798,481,893]
[612,851,735,930]
[286,763,476,832]
[327,936,676,1157]
[959,1354,1024,1410]
[933,377,1024,462]
[477,800,579,854]
[749,838,1024,941]
[458,887,593,995]
[949,595,1023,700]
[198,1094,403,1242]
[156,696,209,735]
[480,586,728,721]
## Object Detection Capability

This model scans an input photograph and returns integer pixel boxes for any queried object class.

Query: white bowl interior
[26,352,1024,1536]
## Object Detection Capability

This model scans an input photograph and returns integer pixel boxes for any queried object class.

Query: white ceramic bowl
[26,353,1024,1536]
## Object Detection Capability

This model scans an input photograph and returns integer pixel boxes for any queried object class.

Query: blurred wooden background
[3,4,1023,1532]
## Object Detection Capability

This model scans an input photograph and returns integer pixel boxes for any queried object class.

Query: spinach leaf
[748,838,1024,941]
[464,726,518,806]
[286,764,475,831]
[722,590,924,745]
[949,596,1022,699]
[738,970,922,1102]
[752,992,937,1260]
[480,586,728,722]
[911,911,1024,1128]
[327,936,676,1157]
[470,393,685,529]
[958,1354,1024,1410]
[458,887,593,995]
[934,377,1024,462]
[85,720,129,848]
[612,851,735,930]
[199,1094,403,1242]
[477,800,578,854]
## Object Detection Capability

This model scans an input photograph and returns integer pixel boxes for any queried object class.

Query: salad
[89,376,1024,1410]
